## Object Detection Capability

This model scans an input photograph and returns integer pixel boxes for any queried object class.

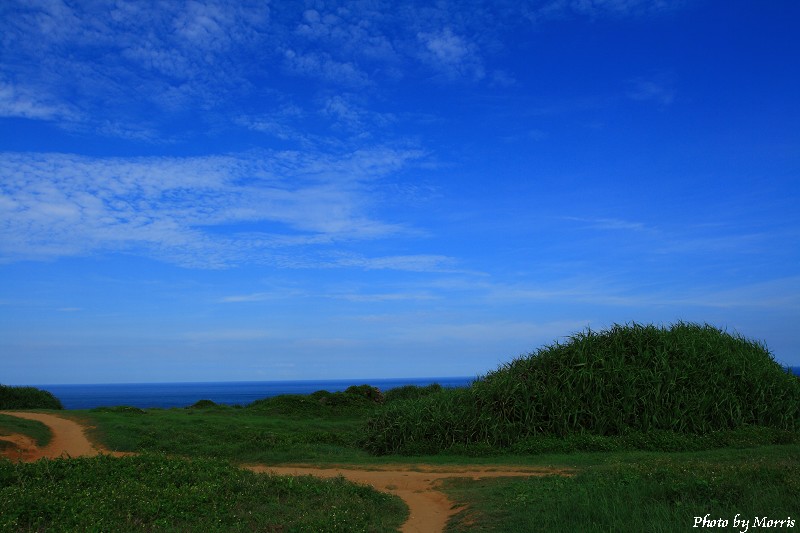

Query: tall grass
[362,323,800,455]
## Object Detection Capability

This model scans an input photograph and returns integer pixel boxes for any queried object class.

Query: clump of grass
[362,322,800,455]
[189,399,218,409]
[248,388,382,417]
[0,385,63,410]
[384,383,444,403]
[0,454,407,532]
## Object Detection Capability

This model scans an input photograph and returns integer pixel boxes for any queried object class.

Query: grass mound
[0,385,63,410]
[362,322,800,455]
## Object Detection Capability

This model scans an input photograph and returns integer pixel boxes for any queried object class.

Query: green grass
[0,453,407,532]
[442,444,800,532]
[362,322,800,455]
[0,413,52,449]
[83,396,382,464]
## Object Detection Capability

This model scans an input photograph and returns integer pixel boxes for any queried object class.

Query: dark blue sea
[35,377,476,410]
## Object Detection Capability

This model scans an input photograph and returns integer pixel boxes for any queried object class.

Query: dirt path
[1,411,573,533]
[248,464,572,533]
[0,411,105,461]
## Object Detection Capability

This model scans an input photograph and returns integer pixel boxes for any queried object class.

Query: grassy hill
[362,322,800,455]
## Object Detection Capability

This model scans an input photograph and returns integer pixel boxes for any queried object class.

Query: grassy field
[0,453,407,532]
[443,445,800,532]
[81,392,385,464]
[2,323,799,531]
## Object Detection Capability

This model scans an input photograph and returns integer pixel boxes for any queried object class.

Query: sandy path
[0,411,105,460]
[1,411,572,533]
[248,464,572,533]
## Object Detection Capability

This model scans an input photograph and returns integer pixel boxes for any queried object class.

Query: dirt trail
[248,464,571,533]
[0,411,105,461]
[1,411,573,533]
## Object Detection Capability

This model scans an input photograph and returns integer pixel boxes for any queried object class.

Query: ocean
[35,376,476,410]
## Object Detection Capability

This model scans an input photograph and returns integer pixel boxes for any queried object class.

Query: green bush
[362,322,800,455]
[344,384,385,404]
[247,390,381,417]
[0,384,63,410]
[188,399,218,409]
[384,383,443,403]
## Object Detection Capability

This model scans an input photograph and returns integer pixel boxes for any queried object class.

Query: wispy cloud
[0,79,81,121]
[0,1,551,139]
[563,216,649,231]
[1,0,271,131]
[330,254,457,272]
[416,28,485,80]
[626,73,676,105]
[332,291,437,302]
[0,148,425,268]
[530,0,682,21]
[282,49,372,88]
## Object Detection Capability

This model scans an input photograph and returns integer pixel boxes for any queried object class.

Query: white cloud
[0,148,425,268]
[531,0,680,21]
[416,28,485,80]
[627,74,675,105]
[331,254,458,272]
[564,216,649,231]
[1,0,272,131]
[0,80,80,121]
[282,49,372,87]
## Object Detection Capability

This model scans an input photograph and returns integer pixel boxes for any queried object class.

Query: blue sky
[1,0,798,385]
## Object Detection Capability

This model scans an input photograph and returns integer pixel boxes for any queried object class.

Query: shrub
[384,383,443,403]
[0,385,63,410]
[188,399,217,409]
[344,384,385,404]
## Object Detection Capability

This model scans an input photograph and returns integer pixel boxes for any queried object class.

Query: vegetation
[83,393,382,464]
[189,399,218,409]
[443,445,800,532]
[361,322,800,455]
[383,383,444,403]
[0,454,407,532]
[0,384,63,410]
[0,414,52,450]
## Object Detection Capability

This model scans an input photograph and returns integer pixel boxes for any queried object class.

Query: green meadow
[2,322,799,532]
